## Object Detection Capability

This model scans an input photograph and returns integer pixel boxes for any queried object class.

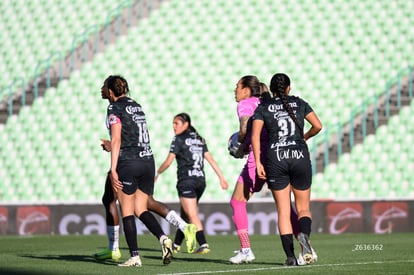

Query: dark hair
[174,112,205,143]
[259,82,272,101]
[240,75,261,97]
[106,75,129,97]
[269,73,301,132]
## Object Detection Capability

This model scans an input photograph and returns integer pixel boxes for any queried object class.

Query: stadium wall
[1,201,413,236]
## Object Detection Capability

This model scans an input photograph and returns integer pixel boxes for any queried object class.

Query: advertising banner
[0,201,413,235]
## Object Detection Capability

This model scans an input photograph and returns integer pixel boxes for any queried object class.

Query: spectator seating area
[0,0,413,203]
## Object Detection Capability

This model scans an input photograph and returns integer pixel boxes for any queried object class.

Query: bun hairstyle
[106,75,129,97]
[174,112,205,143]
[270,73,302,132]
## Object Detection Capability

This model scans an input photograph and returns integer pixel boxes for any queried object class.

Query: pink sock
[231,198,250,248]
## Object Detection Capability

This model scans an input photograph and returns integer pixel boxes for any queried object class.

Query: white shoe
[161,237,173,265]
[297,233,314,264]
[229,249,255,264]
[297,247,318,266]
[118,255,142,267]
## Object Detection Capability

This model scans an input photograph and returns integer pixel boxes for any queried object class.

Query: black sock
[298,217,312,236]
[139,211,165,239]
[174,229,185,246]
[280,234,294,257]
[122,215,139,256]
[196,230,207,246]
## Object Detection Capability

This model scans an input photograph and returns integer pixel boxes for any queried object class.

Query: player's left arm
[155,153,176,181]
[204,151,228,190]
[304,112,322,141]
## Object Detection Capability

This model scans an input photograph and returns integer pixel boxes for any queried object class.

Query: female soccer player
[106,75,173,267]
[252,73,322,265]
[155,113,228,254]
[94,76,196,261]
[228,75,300,264]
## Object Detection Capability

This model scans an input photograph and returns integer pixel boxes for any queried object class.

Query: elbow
[315,124,322,134]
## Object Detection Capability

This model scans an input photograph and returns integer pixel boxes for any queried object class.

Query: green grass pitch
[0,233,413,274]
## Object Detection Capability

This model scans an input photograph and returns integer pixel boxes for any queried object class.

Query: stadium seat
[2,0,414,203]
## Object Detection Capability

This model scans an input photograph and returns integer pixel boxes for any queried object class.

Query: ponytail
[270,73,302,132]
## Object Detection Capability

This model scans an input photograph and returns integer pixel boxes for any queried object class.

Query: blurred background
[0,0,413,205]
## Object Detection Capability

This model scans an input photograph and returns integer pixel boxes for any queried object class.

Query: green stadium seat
[2,0,414,203]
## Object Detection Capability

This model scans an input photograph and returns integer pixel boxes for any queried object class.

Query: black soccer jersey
[253,96,313,149]
[107,96,154,161]
[169,130,208,182]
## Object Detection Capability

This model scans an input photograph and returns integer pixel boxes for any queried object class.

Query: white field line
[157,259,414,275]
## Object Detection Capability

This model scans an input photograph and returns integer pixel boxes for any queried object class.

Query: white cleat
[229,249,256,264]
[118,255,142,267]
[297,247,318,266]
[161,237,173,265]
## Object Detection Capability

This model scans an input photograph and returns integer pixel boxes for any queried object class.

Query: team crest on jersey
[108,114,120,125]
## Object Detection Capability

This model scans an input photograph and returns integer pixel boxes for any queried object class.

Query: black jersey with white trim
[169,130,208,182]
[107,96,153,161]
[253,95,313,148]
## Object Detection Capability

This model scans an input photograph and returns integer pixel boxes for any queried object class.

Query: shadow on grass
[20,253,118,266]
[143,254,284,266]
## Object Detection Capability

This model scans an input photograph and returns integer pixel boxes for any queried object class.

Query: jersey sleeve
[252,104,265,121]
[169,136,180,154]
[301,98,314,116]
[107,104,122,125]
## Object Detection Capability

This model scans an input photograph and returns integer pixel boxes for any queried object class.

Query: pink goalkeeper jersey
[237,96,260,118]
[236,96,266,191]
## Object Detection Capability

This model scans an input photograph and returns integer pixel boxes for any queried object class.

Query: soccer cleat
[285,256,298,266]
[184,224,197,254]
[297,247,318,266]
[118,255,142,267]
[161,237,173,265]
[297,233,314,264]
[173,244,181,254]
[229,249,256,264]
[94,248,122,261]
[194,244,210,254]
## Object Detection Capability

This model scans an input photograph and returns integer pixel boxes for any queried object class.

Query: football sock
[107,225,119,250]
[231,198,248,230]
[237,229,251,249]
[166,210,187,232]
[122,215,139,256]
[280,234,295,257]
[139,211,165,240]
[196,230,207,246]
[174,227,185,246]
[298,216,312,236]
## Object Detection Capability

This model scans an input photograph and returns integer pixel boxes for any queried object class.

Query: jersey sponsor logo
[270,141,297,149]
[139,148,153,158]
[125,105,142,114]
[268,102,297,112]
[188,169,204,177]
[275,147,304,161]
[185,137,204,146]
